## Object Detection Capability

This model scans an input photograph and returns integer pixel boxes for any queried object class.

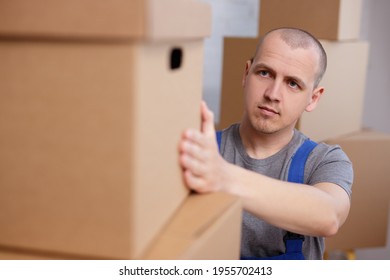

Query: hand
[179,101,226,193]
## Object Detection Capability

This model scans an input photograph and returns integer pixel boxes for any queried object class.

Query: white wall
[360,0,390,134]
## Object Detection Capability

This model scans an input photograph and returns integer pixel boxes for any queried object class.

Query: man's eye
[258,70,269,77]
[288,80,299,89]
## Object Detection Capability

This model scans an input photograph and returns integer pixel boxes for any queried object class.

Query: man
[178,28,353,259]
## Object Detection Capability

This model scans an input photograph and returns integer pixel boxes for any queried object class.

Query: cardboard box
[141,192,242,260]
[299,40,369,142]
[0,0,210,41]
[325,130,390,250]
[0,193,242,260]
[0,247,68,260]
[259,0,362,41]
[218,37,258,130]
[218,38,369,143]
[0,0,211,259]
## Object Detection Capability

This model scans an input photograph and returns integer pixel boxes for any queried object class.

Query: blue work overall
[216,131,317,260]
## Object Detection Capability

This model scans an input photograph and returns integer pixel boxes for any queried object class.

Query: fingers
[181,128,208,150]
[179,148,207,177]
[179,129,208,175]
[201,101,216,137]
[180,136,203,161]
[182,170,212,193]
[178,101,220,193]
[179,141,208,192]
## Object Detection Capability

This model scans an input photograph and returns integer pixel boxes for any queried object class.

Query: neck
[239,121,295,159]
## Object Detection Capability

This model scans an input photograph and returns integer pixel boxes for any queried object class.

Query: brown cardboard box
[218,37,369,143]
[141,192,242,260]
[259,0,362,41]
[0,251,50,260]
[325,130,390,250]
[218,37,258,130]
[0,247,69,260]
[0,192,242,260]
[0,0,210,41]
[299,40,369,142]
[0,0,211,259]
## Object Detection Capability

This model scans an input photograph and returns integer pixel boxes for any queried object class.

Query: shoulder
[306,138,353,198]
[293,130,351,163]
[293,130,353,197]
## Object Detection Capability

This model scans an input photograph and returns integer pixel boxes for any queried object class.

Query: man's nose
[264,80,282,102]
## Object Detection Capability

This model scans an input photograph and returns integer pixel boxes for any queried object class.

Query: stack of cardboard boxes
[0,0,242,260]
[219,0,390,256]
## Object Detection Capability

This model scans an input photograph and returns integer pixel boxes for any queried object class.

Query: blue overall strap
[241,235,305,260]
[241,233,305,260]
[288,139,318,183]
[279,138,317,260]
[216,130,223,151]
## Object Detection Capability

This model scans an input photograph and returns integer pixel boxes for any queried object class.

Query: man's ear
[305,87,324,112]
[242,60,252,88]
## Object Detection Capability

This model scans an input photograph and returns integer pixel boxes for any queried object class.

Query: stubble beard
[251,118,280,135]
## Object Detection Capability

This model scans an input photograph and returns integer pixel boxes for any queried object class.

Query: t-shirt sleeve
[306,144,353,199]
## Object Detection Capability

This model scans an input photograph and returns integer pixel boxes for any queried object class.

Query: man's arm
[178,101,350,237]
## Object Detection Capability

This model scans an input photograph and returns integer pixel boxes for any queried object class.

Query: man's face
[242,33,322,135]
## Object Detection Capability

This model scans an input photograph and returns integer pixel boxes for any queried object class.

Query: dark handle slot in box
[170,47,183,70]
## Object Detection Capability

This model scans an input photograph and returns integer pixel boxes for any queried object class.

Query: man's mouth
[258,106,279,115]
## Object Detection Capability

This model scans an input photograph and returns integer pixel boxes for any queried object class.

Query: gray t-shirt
[219,123,353,260]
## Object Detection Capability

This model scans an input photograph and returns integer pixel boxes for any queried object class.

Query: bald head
[254,28,327,88]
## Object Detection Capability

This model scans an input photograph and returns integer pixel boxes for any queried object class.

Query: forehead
[254,34,319,84]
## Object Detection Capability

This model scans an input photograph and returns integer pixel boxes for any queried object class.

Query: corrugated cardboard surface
[0,193,242,260]
[259,0,362,41]
[299,40,369,142]
[141,193,242,260]
[218,37,257,130]
[0,249,54,260]
[0,0,145,39]
[325,130,390,250]
[0,0,211,40]
[147,0,211,41]
[0,41,136,259]
[0,246,79,260]
[0,39,204,259]
[131,40,205,258]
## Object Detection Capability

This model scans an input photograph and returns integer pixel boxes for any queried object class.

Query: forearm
[179,101,349,237]
[221,161,343,237]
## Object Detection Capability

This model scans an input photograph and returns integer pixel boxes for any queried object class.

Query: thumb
[200,101,215,137]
